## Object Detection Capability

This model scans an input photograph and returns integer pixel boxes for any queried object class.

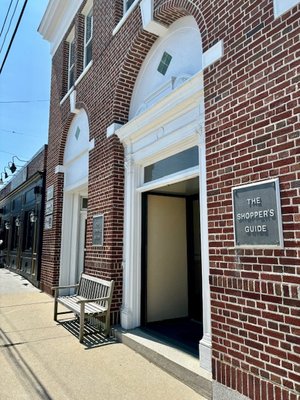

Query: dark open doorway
[141,177,203,356]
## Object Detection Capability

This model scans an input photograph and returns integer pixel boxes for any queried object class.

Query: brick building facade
[0,146,47,287]
[39,1,300,399]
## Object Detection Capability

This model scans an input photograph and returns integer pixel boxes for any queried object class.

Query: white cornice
[38,0,83,56]
[116,70,204,145]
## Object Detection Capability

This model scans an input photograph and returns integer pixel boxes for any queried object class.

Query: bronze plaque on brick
[232,179,283,248]
[93,215,104,246]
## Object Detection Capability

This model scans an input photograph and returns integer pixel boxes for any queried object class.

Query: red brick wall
[203,1,299,399]
[42,0,299,397]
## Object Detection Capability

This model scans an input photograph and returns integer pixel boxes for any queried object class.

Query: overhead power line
[0,0,14,38]
[0,0,28,75]
[0,99,49,104]
[0,128,40,137]
[0,0,20,54]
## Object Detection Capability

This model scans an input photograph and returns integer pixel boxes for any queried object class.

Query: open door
[141,178,203,355]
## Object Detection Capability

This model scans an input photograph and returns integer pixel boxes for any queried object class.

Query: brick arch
[112,29,157,124]
[155,0,208,47]
[58,114,74,166]
[112,0,206,124]
[57,103,91,165]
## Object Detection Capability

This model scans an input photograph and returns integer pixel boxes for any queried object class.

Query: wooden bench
[53,273,114,342]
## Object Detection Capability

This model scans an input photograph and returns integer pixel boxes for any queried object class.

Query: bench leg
[104,313,110,337]
[79,305,85,343]
[54,298,58,321]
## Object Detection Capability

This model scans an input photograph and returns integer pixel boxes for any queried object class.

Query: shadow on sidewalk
[0,328,53,399]
[58,319,117,349]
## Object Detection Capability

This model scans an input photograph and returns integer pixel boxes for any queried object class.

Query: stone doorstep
[114,327,212,400]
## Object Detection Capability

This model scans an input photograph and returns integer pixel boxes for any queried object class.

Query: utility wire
[0,0,14,38]
[0,0,28,75]
[0,128,25,135]
[0,150,26,156]
[0,0,20,54]
[0,128,40,137]
[0,99,49,104]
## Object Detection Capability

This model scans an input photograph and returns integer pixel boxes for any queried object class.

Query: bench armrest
[52,284,79,299]
[76,296,110,304]
[52,284,79,290]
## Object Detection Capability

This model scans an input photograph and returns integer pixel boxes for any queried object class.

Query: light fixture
[15,217,21,227]
[0,172,5,185]
[8,162,16,174]
[4,166,11,179]
[30,211,37,223]
[9,156,27,174]
[5,221,10,230]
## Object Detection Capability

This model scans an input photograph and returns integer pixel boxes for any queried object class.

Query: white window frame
[67,30,75,91]
[124,0,135,13]
[113,0,140,35]
[273,0,300,17]
[84,7,93,68]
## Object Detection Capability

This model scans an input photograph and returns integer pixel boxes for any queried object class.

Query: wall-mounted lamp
[0,172,5,185]
[15,217,21,227]
[30,211,37,223]
[9,156,27,174]
[8,162,16,174]
[4,167,10,178]
[5,221,10,230]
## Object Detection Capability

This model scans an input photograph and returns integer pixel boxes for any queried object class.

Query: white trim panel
[203,40,223,70]
[39,0,84,57]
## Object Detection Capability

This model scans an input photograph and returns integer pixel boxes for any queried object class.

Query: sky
[0,0,50,185]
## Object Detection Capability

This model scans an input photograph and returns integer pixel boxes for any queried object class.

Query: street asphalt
[0,268,206,400]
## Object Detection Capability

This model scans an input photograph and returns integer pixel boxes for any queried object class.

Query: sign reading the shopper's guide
[93,215,104,246]
[232,179,283,248]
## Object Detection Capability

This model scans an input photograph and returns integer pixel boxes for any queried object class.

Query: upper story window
[125,0,135,12]
[67,31,75,90]
[84,8,93,67]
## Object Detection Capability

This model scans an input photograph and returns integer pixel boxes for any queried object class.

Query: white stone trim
[81,0,93,16]
[198,131,212,371]
[117,69,212,372]
[140,0,168,37]
[55,165,65,174]
[117,71,204,144]
[64,177,88,193]
[203,40,224,70]
[89,138,95,151]
[213,382,249,400]
[38,0,83,57]
[70,90,79,114]
[106,123,123,138]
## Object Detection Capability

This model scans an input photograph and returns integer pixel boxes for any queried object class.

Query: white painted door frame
[116,70,212,372]
[59,188,88,288]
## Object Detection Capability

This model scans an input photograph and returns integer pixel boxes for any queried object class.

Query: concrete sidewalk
[0,269,206,400]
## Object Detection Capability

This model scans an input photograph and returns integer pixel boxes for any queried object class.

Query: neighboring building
[38,1,299,399]
[0,146,47,288]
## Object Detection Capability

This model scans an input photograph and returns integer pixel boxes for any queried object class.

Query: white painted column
[121,151,143,329]
[198,125,212,372]
[59,192,74,287]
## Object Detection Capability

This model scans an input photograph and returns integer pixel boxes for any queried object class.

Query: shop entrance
[141,177,202,355]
